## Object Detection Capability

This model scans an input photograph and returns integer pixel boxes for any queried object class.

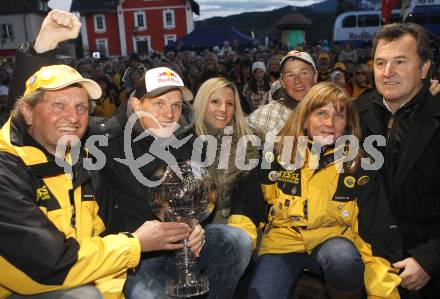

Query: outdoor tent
[165,25,255,52]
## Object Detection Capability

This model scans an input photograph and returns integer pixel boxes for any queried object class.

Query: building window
[164,34,176,45]
[96,39,108,57]
[134,11,147,30]
[163,10,175,29]
[1,24,13,38]
[133,36,151,55]
[94,14,106,33]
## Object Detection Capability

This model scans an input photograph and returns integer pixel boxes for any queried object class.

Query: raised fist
[34,9,81,53]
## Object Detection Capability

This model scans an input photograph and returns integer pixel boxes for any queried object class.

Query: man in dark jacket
[355,23,440,299]
[92,65,252,299]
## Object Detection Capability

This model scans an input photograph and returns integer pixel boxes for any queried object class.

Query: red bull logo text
[158,71,180,84]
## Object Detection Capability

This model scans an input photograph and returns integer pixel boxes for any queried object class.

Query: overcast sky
[49,0,326,20]
[194,0,326,19]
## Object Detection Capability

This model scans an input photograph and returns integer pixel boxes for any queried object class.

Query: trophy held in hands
[149,160,216,297]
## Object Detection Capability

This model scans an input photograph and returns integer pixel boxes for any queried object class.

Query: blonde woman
[351,64,372,99]
[193,77,259,223]
[229,82,403,299]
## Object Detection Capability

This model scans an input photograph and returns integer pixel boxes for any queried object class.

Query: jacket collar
[288,139,346,172]
[390,86,440,196]
[272,87,300,110]
[357,85,440,196]
[371,83,427,114]
[356,90,389,136]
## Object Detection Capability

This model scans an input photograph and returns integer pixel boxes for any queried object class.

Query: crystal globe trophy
[149,160,216,297]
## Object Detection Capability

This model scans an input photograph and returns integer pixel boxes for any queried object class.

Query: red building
[70,0,199,58]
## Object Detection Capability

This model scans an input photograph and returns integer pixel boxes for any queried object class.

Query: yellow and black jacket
[229,146,404,298]
[0,118,141,298]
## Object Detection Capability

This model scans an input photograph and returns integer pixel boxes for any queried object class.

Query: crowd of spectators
[1,38,440,122]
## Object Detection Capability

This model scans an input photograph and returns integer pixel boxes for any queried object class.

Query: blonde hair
[193,77,253,137]
[277,82,361,167]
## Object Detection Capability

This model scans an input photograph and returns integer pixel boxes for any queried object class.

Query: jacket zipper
[68,189,76,229]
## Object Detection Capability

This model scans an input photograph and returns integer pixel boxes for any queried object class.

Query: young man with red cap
[93,63,251,299]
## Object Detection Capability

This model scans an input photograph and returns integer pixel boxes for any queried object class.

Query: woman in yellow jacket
[93,75,118,117]
[228,82,403,299]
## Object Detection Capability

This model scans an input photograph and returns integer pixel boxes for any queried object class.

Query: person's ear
[421,59,431,80]
[313,71,318,84]
[131,97,142,112]
[20,104,33,126]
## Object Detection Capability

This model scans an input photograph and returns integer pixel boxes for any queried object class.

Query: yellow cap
[333,62,346,71]
[318,52,330,61]
[24,64,102,99]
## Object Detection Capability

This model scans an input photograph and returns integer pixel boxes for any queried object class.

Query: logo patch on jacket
[268,171,278,181]
[35,184,61,211]
[264,151,275,163]
[277,171,300,184]
[36,186,50,201]
[333,174,356,202]
[357,175,369,186]
[343,176,356,188]
[277,170,301,195]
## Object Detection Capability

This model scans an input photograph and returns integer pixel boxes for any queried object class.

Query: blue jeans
[124,224,252,299]
[6,285,102,299]
[248,237,364,299]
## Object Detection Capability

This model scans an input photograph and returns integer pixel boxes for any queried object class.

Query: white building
[0,0,49,59]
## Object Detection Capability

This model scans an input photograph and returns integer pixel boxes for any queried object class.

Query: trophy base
[166,273,209,297]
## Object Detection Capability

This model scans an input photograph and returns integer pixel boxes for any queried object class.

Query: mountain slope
[195,5,336,45]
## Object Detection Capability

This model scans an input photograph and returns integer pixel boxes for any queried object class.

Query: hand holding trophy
[149,160,216,297]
